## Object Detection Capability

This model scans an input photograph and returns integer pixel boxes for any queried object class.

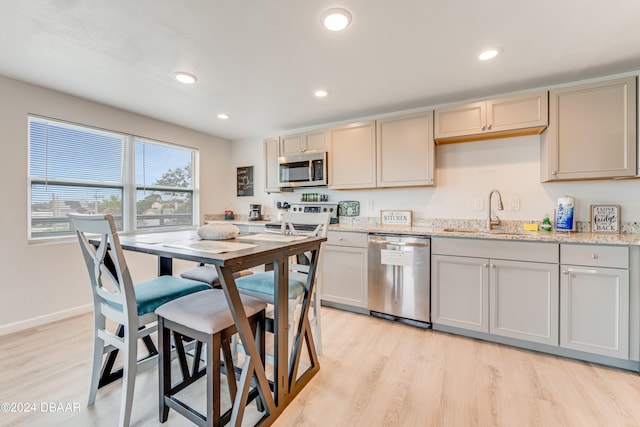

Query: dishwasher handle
[368,236,430,248]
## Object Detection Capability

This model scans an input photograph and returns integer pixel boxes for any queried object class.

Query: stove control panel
[289,203,338,222]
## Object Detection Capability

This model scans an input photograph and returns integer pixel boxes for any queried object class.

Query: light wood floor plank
[1,307,640,426]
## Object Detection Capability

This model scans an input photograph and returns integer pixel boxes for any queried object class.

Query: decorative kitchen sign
[236,166,254,197]
[380,210,412,226]
[590,204,620,233]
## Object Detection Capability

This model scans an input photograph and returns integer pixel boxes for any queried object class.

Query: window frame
[27,116,199,241]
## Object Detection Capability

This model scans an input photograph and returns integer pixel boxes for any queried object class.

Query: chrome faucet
[487,189,504,230]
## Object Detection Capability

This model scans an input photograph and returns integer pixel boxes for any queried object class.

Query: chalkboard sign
[237,166,254,197]
[590,204,620,233]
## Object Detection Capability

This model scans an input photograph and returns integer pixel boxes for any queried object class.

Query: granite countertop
[205,216,640,246]
[329,223,640,245]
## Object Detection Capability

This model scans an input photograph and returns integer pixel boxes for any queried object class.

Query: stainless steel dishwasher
[368,234,431,327]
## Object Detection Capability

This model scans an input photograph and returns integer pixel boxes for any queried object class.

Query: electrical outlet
[473,198,484,211]
[510,196,520,211]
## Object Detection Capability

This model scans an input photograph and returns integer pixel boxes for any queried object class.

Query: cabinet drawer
[327,230,368,247]
[432,237,558,263]
[561,244,628,269]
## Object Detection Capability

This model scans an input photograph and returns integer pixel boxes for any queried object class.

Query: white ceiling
[1,1,639,141]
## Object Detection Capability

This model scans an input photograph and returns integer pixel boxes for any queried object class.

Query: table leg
[158,256,172,276]
[216,266,277,424]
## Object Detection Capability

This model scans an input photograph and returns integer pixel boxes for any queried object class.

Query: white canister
[556,196,575,231]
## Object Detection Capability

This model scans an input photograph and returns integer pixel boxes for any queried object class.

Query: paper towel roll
[556,196,575,231]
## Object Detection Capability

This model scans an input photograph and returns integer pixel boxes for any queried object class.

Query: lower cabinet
[490,259,558,345]
[321,231,368,311]
[431,238,559,346]
[560,244,630,359]
[431,254,488,332]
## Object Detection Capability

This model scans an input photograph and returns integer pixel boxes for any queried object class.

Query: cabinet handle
[487,124,492,130]
[591,253,599,259]
[491,264,496,269]
[552,171,558,175]
[338,237,343,240]
[483,263,489,268]
[566,268,597,274]
[481,125,486,131]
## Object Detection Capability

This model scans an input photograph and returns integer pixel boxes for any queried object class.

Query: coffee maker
[248,204,262,221]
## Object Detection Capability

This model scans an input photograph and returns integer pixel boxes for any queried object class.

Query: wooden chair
[234,212,330,357]
[156,288,267,426]
[69,213,212,427]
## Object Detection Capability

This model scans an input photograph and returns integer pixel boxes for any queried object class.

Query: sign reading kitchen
[380,210,412,226]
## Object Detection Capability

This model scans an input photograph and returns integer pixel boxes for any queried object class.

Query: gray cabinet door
[263,137,281,193]
[431,254,489,332]
[543,76,637,181]
[376,112,435,188]
[489,259,559,345]
[560,265,629,359]
[328,121,376,189]
[321,245,368,309]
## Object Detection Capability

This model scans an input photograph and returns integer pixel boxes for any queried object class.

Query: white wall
[231,129,640,226]
[0,76,232,334]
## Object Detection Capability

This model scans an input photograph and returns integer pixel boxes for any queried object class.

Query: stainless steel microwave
[277,151,327,188]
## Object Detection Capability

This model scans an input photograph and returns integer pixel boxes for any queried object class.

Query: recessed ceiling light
[321,8,352,31]
[478,48,502,61]
[217,113,230,120]
[174,71,197,84]
[313,89,330,98]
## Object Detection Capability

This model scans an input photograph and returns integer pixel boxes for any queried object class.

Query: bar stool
[156,288,267,426]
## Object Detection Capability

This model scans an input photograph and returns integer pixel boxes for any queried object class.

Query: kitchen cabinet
[263,137,281,193]
[321,230,368,312]
[541,76,637,181]
[560,244,630,359]
[434,92,548,144]
[329,113,435,190]
[431,254,488,332]
[432,238,559,346]
[279,130,328,156]
[489,259,559,345]
[376,112,435,187]
[328,121,376,189]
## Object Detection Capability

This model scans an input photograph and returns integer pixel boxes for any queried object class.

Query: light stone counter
[329,223,640,245]
[204,214,640,245]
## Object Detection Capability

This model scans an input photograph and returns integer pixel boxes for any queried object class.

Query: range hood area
[433,91,549,145]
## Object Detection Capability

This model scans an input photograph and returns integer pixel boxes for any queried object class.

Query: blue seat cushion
[107,276,211,316]
[235,270,306,300]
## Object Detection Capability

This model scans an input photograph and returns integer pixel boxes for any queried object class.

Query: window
[135,138,194,229]
[28,116,196,239]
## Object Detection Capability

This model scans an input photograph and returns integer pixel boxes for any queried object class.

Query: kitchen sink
[442,227,479,233]
[441,227,528,236]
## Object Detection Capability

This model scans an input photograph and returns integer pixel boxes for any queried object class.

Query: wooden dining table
[94,229,326,426]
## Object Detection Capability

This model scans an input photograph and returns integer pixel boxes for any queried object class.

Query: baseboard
[0,304,93,337]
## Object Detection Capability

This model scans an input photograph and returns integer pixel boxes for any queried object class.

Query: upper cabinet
[263,137,281,193]
[328,121,377,189]
[328,113,436,190]
[376,112,435,187]
[434,92,548,144]
[279,130,328,156]
[541,76,637,181]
